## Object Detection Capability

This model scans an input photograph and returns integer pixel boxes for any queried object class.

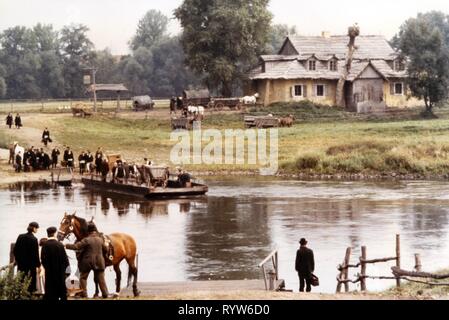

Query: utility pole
[83,67,98,112]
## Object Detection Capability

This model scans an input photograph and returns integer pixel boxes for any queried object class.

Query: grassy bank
[3,101,449,178]
[385,268,449,298]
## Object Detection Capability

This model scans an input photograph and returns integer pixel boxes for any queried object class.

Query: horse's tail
[127,265,133,287]
[127,253,138,287]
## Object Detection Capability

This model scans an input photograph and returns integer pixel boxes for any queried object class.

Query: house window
[294,85,303,97]
[394,82,403,95]
[394,59,405,71]
[316,84,325,97]
[309,60,316,71]
[329,60,338,71]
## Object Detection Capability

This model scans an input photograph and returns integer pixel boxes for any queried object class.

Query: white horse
[187,106,205,116]
[240,93,260,105]
[9,142,25,164]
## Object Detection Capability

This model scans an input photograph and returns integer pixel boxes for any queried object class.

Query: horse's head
[254,93,260,99]
[57,212,88,241]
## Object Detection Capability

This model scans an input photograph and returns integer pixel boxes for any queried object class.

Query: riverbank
[3,104,449,180]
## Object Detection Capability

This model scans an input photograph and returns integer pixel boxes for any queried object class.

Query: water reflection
[2,179,449,294]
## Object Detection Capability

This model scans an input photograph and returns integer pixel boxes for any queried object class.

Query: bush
[295,154,320,170]
[0,268,32,300]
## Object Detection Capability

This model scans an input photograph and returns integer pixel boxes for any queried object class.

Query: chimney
[321,31,331,38]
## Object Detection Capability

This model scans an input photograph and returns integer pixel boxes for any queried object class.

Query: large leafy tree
[60,24,94,98]
[174,0,272,96]
[130,9,169,51]
[396,11,449,112]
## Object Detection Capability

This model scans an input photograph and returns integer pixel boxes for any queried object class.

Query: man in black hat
[41,227,70,300]
[13,222,41,293]
[65,223,109,298]
[295,238,315,292]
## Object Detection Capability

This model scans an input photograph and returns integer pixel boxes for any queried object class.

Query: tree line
[0,1,447,108]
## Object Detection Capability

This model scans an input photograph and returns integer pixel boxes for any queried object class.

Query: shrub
[295,154,321,170]
[0,268,32,300]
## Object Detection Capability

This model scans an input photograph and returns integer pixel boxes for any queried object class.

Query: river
[1,178,449,294]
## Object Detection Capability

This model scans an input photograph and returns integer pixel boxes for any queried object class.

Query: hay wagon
[244,115,280,128]
[182,89,211,108]
[209,97,242,111]
[71,105,93,117]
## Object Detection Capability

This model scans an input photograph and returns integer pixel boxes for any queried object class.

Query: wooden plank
[360,246,367,291]
[396,234,401,288]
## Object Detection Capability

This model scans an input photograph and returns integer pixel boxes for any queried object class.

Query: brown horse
[57,212,140,297]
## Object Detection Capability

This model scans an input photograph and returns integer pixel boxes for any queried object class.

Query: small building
[247,31,421,112]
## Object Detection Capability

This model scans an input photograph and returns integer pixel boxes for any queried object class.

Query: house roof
[249,34,405,81]
[282,35,397,60]
[88,84,129,92]
[183,89,210,99]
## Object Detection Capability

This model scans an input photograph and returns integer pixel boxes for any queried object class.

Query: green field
[3,100,449,177]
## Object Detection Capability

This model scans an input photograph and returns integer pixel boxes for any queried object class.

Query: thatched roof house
[247,32,421,113]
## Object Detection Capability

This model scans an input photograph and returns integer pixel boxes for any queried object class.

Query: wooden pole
[414,254,422,272]
[396,234,401,288]
[275,251,279,281]
[360,246,367,291]
[343,247,351,292]
[336,247,352,293]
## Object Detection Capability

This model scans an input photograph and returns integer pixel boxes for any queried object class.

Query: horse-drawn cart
[171,117,191,130]
[71,105,93,117]
[209,98,242,111]
[244,115,280,128]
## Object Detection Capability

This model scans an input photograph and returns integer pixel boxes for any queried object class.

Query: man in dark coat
[13,222,41,293]
[295,238,315,292]
[51,147,60,168]
[41,227,70,300]
[42,128,52,146]
[95,147,103,174]
[14,113,22,129]
[63,147,74,168]
[6,113,13,129]
[65,224,109,298]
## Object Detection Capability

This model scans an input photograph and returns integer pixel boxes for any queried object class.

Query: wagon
[171,117,191,130]
[183,89,211,108]
[71,106,93,117]
[244,116,280,128]
[209,98,242,111]
[132,95,155,111]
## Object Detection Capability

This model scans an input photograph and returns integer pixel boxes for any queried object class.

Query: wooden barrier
[258,250,285,291]
[336,235,401,293]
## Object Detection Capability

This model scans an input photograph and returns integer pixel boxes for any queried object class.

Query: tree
[175,0,272,96]
[150,36,201,96]
[0,63,6,98]
[60,24,94,98]
[396,12,449,112]
[266,24,297,54]
[130,9,169,51]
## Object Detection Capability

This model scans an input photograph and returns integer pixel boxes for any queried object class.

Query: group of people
[169,96,184,115]
[13,221,110,300]
[13,146,56,173]
[5,113,22,129]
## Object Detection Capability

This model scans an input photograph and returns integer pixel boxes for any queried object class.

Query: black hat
[47,227,57,236]
[28,222,39,229]
[299,238,308,245]
[87,223,97,233]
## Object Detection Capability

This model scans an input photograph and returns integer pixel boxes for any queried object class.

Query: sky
[1,0,449,55]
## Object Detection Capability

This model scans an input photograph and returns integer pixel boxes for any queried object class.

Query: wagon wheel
[215,103,225,111]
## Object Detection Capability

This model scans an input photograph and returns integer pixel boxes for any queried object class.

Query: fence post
[396,234,401,288]
[414,254,422,272]
[336,247,351,293]
[360,246,367,292]
[41,99,44,112]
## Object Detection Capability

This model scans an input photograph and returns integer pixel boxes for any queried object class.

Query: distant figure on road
[295,238,315,292]
[42,128,52,146]
[41,227,70,300]
[6,113,13,129]
[13,222,41,294]
[14,113,22,129]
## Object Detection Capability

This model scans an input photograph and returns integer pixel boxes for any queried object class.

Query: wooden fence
[336,235,401,293]
[337,235,449,292]
[258,250,286,291]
